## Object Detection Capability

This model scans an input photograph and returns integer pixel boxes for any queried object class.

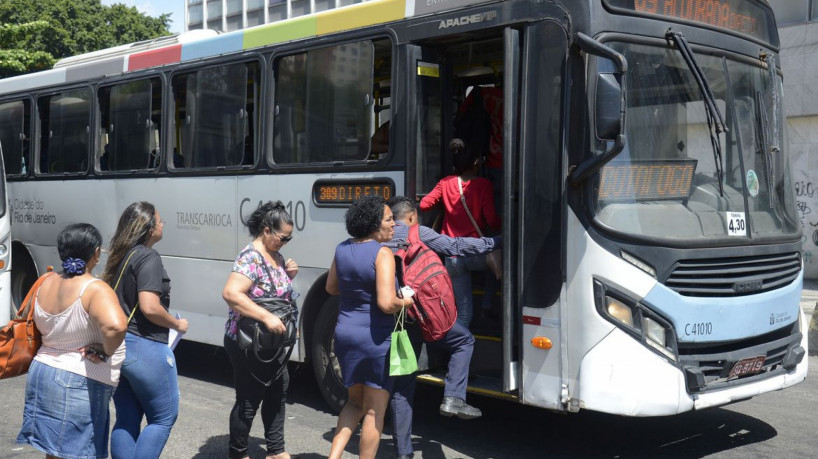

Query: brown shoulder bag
[0,271,53,379]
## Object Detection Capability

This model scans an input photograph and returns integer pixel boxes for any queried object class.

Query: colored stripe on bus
[128,45,183,72]
[315,0,405,35]
[182,31,245,62]
[243,16,317,50]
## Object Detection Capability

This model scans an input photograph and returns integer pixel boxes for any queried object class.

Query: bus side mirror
[595,73,622,141]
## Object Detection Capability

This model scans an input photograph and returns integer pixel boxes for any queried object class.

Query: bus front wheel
[311,296,346,414]
[10,246,37,319]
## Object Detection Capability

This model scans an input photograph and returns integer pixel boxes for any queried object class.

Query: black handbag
[237,296,297,363]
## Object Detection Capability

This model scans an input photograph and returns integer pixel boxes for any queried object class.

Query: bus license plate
[728,355,765,378]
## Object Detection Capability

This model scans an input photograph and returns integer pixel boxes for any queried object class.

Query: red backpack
[395,224,457,341]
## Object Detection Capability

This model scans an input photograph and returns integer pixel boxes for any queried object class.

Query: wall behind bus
[779,23,818,280]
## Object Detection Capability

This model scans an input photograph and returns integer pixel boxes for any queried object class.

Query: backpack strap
[408,223,421,245]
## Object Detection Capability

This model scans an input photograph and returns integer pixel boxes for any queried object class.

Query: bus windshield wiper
[667,31,727,196]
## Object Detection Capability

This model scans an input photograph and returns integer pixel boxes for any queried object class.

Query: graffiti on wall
[794,181,816,269]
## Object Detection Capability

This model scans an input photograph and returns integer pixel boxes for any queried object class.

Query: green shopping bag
[389,307,418,376]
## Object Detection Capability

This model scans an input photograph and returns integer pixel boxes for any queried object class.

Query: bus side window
[273,38,391,165]
[170,61,260,170]
[38,89,91,174]
[0,99,31,175]
[98,78,159,172]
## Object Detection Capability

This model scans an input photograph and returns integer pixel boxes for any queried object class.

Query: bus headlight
[0,244,7,257]
[594,280,678,362]
[606,297,634,327]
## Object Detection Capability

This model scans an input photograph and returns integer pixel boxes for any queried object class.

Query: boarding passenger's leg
[434,322,482,419]
[446,256,475,328]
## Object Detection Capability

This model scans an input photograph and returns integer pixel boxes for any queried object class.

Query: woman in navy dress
[326,195,414,459]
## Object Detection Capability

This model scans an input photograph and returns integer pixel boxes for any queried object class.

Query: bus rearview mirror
[596,73,622,141]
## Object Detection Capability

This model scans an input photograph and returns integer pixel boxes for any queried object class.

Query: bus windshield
[592,42,799,244]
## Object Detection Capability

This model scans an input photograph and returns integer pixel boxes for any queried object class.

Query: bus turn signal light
[531,337,552,350]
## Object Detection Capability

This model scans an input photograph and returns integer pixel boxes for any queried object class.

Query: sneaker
[439,396,482,420]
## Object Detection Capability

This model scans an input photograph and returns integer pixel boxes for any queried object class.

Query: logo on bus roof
[438,11,497,29]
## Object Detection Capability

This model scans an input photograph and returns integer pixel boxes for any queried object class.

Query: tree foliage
[0,0,171,78]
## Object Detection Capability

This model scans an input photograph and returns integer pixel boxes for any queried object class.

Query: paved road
[3,300,817,458]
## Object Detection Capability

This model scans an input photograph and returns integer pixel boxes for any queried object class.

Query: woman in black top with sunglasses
[222,201,299,459]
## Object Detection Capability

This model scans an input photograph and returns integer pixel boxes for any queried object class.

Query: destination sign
[313,179,394,207]
[597,159,697,202]
[604,0,776,44]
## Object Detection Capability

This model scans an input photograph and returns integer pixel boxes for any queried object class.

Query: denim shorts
[17,360,115,459]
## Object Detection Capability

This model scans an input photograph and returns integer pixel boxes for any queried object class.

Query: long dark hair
[245,201,293,238]
[101,201,156,286]
[58,224,102,278]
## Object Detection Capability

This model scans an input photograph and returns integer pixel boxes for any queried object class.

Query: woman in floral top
[221,201,298,459]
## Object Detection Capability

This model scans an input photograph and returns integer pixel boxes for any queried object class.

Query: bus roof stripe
[128,44,182,72]
[66,56,127,83]
[315,0,405,35]
[243,16,316,50]
[182,31,245,62]
[0,67,67,94]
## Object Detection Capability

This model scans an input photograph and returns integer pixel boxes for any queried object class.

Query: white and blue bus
[0,0,807,415]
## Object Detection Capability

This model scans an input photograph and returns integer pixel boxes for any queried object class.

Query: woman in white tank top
[16,223,128,459]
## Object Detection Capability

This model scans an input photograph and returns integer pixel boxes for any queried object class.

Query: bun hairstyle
[101,201,157,286]
[57,223,103,278]
[450,138,480,175]
[245,200,294,238]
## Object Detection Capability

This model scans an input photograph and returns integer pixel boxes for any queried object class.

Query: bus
[0,0,808,416]
[0,143,9,325]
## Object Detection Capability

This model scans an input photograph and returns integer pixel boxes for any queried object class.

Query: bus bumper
[577,311,809,416]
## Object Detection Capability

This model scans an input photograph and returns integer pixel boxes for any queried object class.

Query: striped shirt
[384,220,499,256]
[33,278,125,387]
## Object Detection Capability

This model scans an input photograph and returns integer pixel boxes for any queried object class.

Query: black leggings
[224,334,289,458]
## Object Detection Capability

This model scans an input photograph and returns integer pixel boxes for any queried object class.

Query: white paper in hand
[168,313,185,350]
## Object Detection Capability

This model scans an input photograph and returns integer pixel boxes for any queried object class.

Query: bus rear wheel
[311,296,346,414]
[10,246,37,319]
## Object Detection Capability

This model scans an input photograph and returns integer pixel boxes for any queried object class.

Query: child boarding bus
[0,0,807,415]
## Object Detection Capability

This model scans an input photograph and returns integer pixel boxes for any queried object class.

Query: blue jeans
[111,333,180,459]
[446,255,490,329]
[391,321,474,456]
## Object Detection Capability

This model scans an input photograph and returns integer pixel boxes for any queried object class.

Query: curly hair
[345,195,385,238]
[245,200,293,238]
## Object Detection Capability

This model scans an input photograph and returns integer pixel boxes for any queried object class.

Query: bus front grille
[664,252,800,297]
[677,323,802,393]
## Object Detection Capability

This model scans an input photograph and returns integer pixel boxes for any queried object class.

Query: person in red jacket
[419,139,500,329]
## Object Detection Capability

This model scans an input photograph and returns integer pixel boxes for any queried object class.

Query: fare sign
[605,0,776,44]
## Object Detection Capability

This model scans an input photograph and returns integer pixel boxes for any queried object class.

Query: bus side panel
[563,210,666,412]
[9,180,119,247]
[520,300,565,410]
